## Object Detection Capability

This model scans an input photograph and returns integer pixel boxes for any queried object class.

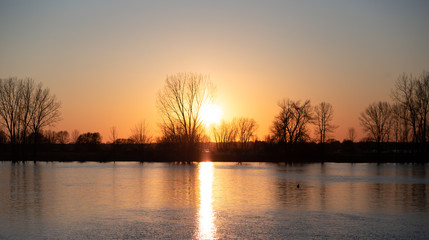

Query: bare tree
[348,128,356,142]
[414,71,429,144]
[212,119,237,151]
[0,129,7,143]
[314,102,337,144]
[56,130,69,144]
[0,78,26,144]
[236,117,258,150]
[392,71,429,145]
[43,130,57,144]
[271,99,313,144]
[110,126,118,143]
[359,101,392,143]
[71,129,80,143]
[392,73,418,143]
[391,103,410,143]
[29,83,62,141]
[19,79,35,143]
[0,78,61,144]
[157,73,215,145]
[130,121,151,144]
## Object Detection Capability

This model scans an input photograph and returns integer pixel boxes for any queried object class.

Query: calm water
[1,162,428,239]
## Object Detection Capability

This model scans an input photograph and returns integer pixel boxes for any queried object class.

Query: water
[0,162,428,239]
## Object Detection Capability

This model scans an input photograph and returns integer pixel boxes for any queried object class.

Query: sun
[200,103,223,125]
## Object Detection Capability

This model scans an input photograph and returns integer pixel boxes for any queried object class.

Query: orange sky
[1,1,428,142]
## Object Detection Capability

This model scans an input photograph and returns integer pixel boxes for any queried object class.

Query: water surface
[0,162,428,239]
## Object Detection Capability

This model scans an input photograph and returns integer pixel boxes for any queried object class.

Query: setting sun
[201,104,223,125]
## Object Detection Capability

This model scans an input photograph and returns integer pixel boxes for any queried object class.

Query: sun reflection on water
[196,162,216,239]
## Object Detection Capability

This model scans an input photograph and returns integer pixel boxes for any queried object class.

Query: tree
[29,82,62,142]
[76,132,102,144]
[314,102,337,144]
[110,126,118,143]
[414,71,429,144]
[391,103,410,143]
[392,71,429,144]
[0,77,61,144]
[56,131,69,144]
[43,130,57,144]
[71,129,80,143]
[271,99,313,144]
[348,128,356,142]
[0,129,7,144]
[19,79,35,144]
[212,120,237,151]
[359,101,392,143]
[0,78,28,144]
[130,121,151,144]
[236,117,258,150]
[392,73,416,142]
[157,73,215,145]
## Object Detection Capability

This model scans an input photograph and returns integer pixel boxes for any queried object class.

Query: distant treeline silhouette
[0,71,428,162]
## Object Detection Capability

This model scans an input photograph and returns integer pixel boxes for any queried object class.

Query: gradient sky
[1,0,428,142]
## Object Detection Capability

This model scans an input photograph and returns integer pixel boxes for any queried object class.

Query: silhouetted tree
[110,126,118,143]
[76,132,102,144]
[314,102,337,144]
[43,130,57,144]
[130,121,151,144]
[56,131,69,144]
[28,131,48,144]
[359,101,392,144]
[29,82,62,143]
[157,73,215,146]
[391,103,410,143]
[414,71,429,144]
[71,129,80,143]
[0,129,7,143]
[392,73,418,143]
[42,130,70,144]
[212,119,237,151]
[271,99,313,144]
[348,128,356,142]
[19,79,34,144]
[236,117,258,150]
[392,71,429,145]
[0,78,61,144]
[264,134,275,144]
[0,78,30,144]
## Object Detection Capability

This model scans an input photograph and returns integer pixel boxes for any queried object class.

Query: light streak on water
[196,162,216,239]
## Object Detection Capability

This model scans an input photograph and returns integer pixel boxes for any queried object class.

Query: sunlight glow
[196,162,216,239]
[200,104,223,125]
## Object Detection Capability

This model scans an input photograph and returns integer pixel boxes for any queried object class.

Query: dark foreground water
[0,162,428,239]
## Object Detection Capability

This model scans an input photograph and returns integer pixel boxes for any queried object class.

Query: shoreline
[0,142,427,163]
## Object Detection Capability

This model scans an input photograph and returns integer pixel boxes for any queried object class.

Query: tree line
[156,72,428,155]
[0,123,152,145]
[1,71,428,155]
[156,73,338,152]
[360,71,429,151]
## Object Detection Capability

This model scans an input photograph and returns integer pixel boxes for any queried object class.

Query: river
[0,162,428,239]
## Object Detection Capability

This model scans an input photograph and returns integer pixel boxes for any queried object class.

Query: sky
[1,0,428,142]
